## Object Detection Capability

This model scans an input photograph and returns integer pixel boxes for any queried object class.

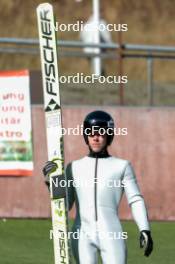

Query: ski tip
[37,2,52,11]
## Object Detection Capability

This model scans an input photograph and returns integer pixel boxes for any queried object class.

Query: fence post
[118,29,124,105]
[147,57,154,106]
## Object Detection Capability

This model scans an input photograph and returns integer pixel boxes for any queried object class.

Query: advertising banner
[0,69,33,176]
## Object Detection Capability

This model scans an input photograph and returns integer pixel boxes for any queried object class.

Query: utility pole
[92,0,101,76]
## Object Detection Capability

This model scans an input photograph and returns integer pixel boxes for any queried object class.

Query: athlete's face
[88,134,107,152]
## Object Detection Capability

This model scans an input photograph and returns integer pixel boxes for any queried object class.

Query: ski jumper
[66,151,150,264]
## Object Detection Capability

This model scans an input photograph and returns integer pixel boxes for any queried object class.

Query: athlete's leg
[78,238,98,264]
[71,227,98,264]
[100,235,127,264]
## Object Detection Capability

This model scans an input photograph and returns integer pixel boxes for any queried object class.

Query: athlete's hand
[140,230,153,257]
[42,161,58,187]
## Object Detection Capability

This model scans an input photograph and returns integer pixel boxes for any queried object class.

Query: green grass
[0,219,174,264]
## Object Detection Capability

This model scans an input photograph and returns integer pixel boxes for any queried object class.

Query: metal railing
[1,37,175,105]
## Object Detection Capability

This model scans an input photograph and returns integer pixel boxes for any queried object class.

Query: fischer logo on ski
[38,7,57,97]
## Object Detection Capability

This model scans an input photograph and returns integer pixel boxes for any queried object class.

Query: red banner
[0,70,33,176]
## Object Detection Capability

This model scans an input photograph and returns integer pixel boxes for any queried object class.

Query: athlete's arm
[123,162,153,256]
[65,162,75,210]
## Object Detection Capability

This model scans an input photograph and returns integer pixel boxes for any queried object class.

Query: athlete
[43,110,153,264]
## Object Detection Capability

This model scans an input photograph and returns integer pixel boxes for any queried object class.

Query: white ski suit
[66,153,150,264]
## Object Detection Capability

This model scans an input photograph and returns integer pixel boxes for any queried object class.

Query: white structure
[80,0,111,76]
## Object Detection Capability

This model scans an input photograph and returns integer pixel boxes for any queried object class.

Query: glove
[140,230,153,257]
[42,161,67,198]
[42,161,58,188]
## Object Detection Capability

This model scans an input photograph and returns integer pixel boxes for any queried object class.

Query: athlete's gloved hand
[42,161,58,188]
[140,230,153,257]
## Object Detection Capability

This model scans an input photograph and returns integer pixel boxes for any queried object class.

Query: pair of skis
[36,3,70,264]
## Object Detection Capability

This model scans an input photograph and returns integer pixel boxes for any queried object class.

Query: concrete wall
[0,106,174,220]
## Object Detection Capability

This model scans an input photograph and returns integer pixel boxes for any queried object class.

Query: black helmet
[83,110,115,145]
